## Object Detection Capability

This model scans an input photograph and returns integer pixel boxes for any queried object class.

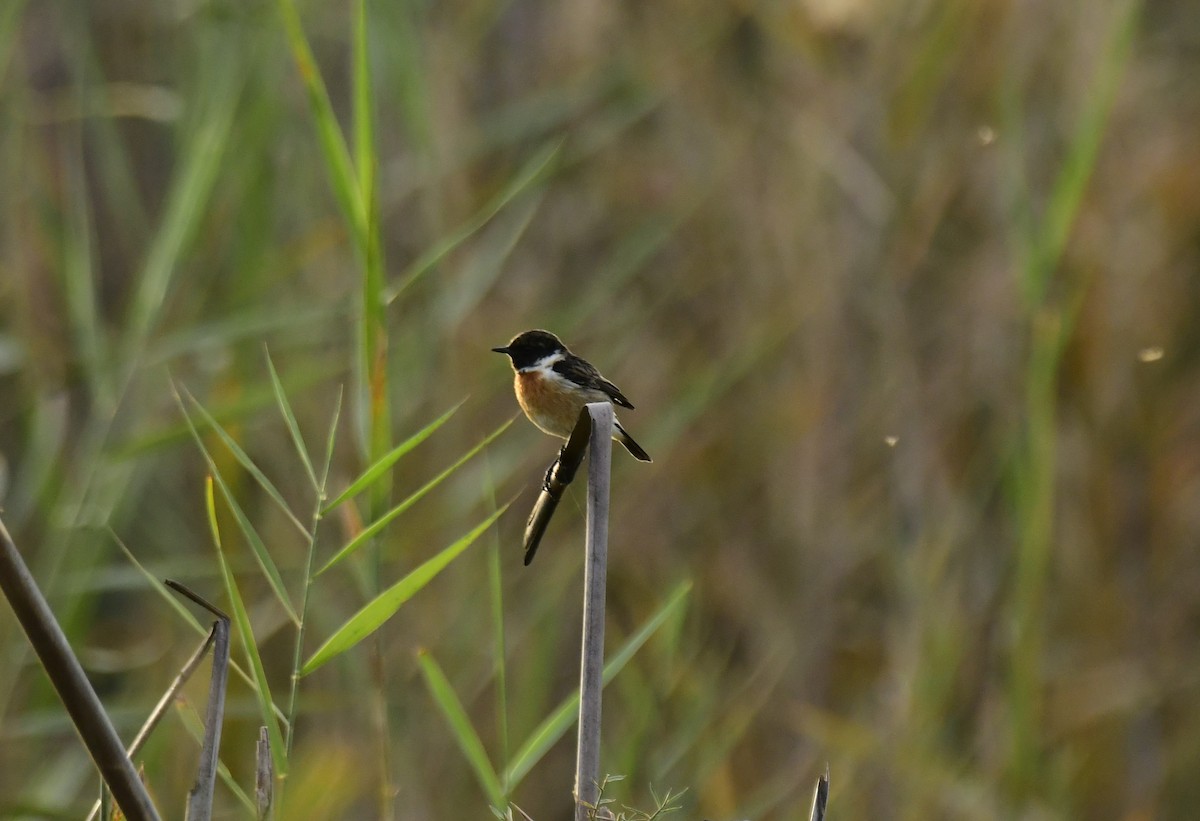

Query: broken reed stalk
[186,618,230,821]
[574,402,612,821]
[256,726,274,819]
[85,628,219,821]
[162,581,232,821]
[0,518,162,821]
[809,766,829,821]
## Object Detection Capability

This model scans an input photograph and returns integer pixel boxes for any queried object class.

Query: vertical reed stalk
[574,403,612,820]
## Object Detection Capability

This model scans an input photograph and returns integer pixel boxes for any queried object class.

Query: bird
[493,330,652,463]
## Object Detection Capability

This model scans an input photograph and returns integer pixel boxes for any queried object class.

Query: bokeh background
[2,0,1199,818]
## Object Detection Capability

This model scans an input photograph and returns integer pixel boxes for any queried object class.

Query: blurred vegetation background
[2,0,1198,817]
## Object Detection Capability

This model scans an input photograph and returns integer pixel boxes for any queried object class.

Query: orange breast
[516,372,586,438]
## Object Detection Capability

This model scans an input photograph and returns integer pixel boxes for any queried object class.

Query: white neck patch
[517,352,572,386]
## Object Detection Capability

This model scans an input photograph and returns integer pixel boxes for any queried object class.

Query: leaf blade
[206,477,290,778]
[302,501,512,675]
[503,580,691,787]
[417,650,505,807]
[176,384,299,625]
[183,386,308,538]
[276,0,364,241]
[384,140,562,303]
[323,399,466,513]
[265,347,319,492]
[317,416,514,574]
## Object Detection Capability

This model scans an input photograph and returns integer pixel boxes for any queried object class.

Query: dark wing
[596,377,634,409]
[553,357,635,409]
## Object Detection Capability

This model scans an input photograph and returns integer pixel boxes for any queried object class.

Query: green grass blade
[276,0,364,242]
[302,501,512,675]
[484,463,509,793]
[560,214,686,330]
[60,145,110,409]
[352,0,374,202]
[1038,0,1139,283]
[206,476,289,778]
[1004,4,1141,792]
[120,47,241,366]
[416,650,505,807]
[284,386,343,762]
[114,365,338,460]
[176,385,299,624]
[316,416,514,574]
[358,205,390,536]
[352,0,390,530]
[112,534,206,636]
[146,303,345,368]
[182,387,308,538]
[323,400,466,513]
[504,580,691,787]
[379,0,433,151]
[437,189,546,331]
[384,140,563,303]
[320,386,345,489]
[264,348,319,492]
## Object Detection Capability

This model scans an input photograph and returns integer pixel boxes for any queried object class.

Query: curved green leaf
[323,399,466,514]
[177,384,299,625]
[302,501,513,675]
[316,417,513,575]
[417,650,505,808]
[265,347,319,492]
[206,477,289,778]
[384,140,563,303]
[503,579,691,787]
[182,386,307,538]
[276,0,364,242]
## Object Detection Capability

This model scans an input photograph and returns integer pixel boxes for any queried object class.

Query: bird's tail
[614,420,652,462]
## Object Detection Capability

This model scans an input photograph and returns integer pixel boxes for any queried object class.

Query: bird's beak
[491,346,510,355]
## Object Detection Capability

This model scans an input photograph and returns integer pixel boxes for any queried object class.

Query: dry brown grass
[1,0,1197,817]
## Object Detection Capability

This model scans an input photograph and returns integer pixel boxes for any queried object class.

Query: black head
[492,330,567,369]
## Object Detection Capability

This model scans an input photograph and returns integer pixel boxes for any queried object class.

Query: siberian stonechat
[493,330,652,463]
